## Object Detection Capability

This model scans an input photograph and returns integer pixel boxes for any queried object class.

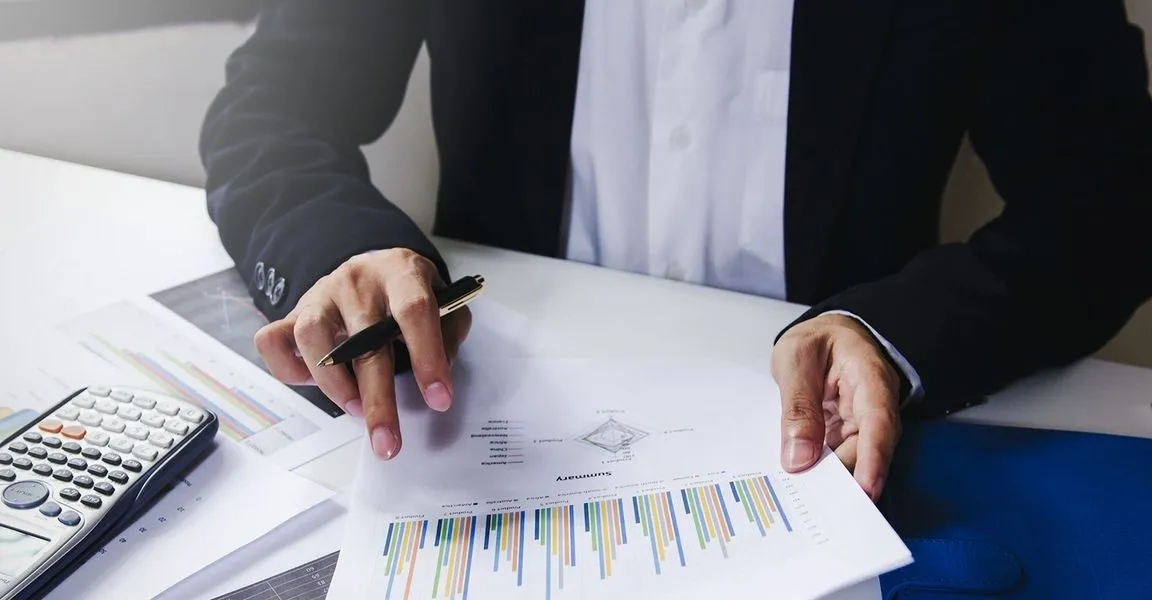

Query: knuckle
[784,402,822,425]
[395,293,433,319]
[293,311,327,339]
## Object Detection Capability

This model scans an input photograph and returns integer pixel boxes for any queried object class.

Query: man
[200,0,1152,501]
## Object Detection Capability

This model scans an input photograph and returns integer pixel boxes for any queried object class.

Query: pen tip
[317,356,335,368]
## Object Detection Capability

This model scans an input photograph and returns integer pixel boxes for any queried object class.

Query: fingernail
[344,399,364,418]
[371,427,400,460]
[785,438,819,470]
[424,382,452,412]
[869,477,886,503]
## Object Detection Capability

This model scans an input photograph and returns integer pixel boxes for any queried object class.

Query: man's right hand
[253,249,472,460]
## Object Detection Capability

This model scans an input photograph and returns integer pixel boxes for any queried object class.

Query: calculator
[0,386,218,600]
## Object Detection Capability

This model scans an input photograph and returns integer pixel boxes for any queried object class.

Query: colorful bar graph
[378,475,793,599]
[85,335,289,442]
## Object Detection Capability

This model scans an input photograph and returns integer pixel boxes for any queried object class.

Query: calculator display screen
[0,525,49,583]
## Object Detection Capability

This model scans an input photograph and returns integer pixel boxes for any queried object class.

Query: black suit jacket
[200,0,1152,412]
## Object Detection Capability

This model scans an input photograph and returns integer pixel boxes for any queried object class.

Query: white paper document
[331,357,911,600]
[56,288,362,470]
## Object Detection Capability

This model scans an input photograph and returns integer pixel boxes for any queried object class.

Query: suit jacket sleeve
[783,2,1152,410]
[199,0,445,322]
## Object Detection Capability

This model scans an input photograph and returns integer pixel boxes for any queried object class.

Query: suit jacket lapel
[784,0,900,303]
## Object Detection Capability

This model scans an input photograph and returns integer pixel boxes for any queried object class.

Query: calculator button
[89,463,110,477]
[59,488,81,501]
[110,439,134,454]
[0,470,14,482]
[58,511,81,527]
[110,390,134,403]
[142,414,166,428]
[12,458,31,470]
[7,443,26,454]
[41,438,61,449]
[61,425,87,440]
[32,464,52,477]
[125,425,149,441]
[81,495,103,509]
[179,407,205,424]
[108,471,129,485]
[86,432,109,447]
[101,419,126,434]
[163,420,189,436]
[72,396,95,409]
[0,454,11,466]
[3,481,49,509]
[21,432,42,444]
[81,447,101,460]
[47,453,67,465]
[56,406,80,422]
[38,419,63,434]
[52,470,72,482]
[62,442,82,454]
[122,460,142,473]
[132,446,158,462]
[87,386,111,397]
[117,405,142,421]
[133,396,157,410]
[156,402,180,416]
[38,502,61,517]
[27,448,47,460]
[94,399,119,414]
[79,412,103,427]
[148,431,173,449]
[67,458,87,471]
[100,453,120,467]
[94,482,114,496]
[72,476,93,489]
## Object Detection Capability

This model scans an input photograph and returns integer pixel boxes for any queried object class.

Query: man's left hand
[771,314,902,501]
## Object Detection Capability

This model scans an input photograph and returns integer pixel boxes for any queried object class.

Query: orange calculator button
[38,419,63,434]
[61,425,86,440]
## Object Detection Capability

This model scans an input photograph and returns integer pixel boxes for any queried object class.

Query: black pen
[316,274,485,367]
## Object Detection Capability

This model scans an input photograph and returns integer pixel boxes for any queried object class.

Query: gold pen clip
[438,275,484,316]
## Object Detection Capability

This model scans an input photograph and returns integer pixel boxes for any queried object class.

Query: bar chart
[57,299,359,468]
[377,474,795,600]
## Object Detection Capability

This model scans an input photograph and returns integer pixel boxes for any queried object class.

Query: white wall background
[0,4,1149,367]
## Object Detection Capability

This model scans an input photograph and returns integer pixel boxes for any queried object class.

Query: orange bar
[658,493,674,543]
[696,490,717,540]
[707,486,731,542]
[648,496,667,562]
[403,521,422,600]
[748,480,771,528]
[755,478,778,513]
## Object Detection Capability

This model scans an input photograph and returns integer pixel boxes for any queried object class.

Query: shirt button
[670,126,692,150]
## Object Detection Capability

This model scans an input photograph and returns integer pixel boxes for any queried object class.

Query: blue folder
[877,420,1152,599]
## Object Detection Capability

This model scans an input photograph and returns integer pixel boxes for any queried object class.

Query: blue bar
[517,511,526,586]
[535,509,541,540]
[730,481,740,502]
[642,496,661,575]
[420,520,428,549]
[716,484,735,537]
[483,515,492,550]
[463,516,478,600]
[667,492,686,567]
[691,489,710,544]
[545,509,552,600]
[443,519,455,566]
[681,489,691,514]
[594,502,605,579]
[383,523,395,556]
[585,503,592,532]
[633,496,641,524]
[763,477,793,532]
[385,522,404,599]
[617,498,628,544]
[568,504,577,566]
[435,519,444,546]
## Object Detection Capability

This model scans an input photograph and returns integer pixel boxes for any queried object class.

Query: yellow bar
[511,512,521,572]
[551,507,559,556]
[443,518,459,598]
[706,486,731,542]
[502,512,511,554]
[648,496,667,563]
[696,489,717,540]
[757,478,779,513]
[456,517,471,594]
[748,480,772,529]
[562,506,571,566]
[601,502,614,577]
[403,521,422,600]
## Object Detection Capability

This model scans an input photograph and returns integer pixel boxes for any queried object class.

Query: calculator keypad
[1,385,209,531]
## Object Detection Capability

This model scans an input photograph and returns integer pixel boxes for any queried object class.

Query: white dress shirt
[564,0,924,400]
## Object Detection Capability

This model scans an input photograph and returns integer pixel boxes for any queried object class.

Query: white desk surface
[3,148,1152,598]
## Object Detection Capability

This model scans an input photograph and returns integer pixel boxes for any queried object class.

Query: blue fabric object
[878,420,1152,599]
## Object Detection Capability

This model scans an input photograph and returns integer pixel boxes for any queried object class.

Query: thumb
[772,336,829,472]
